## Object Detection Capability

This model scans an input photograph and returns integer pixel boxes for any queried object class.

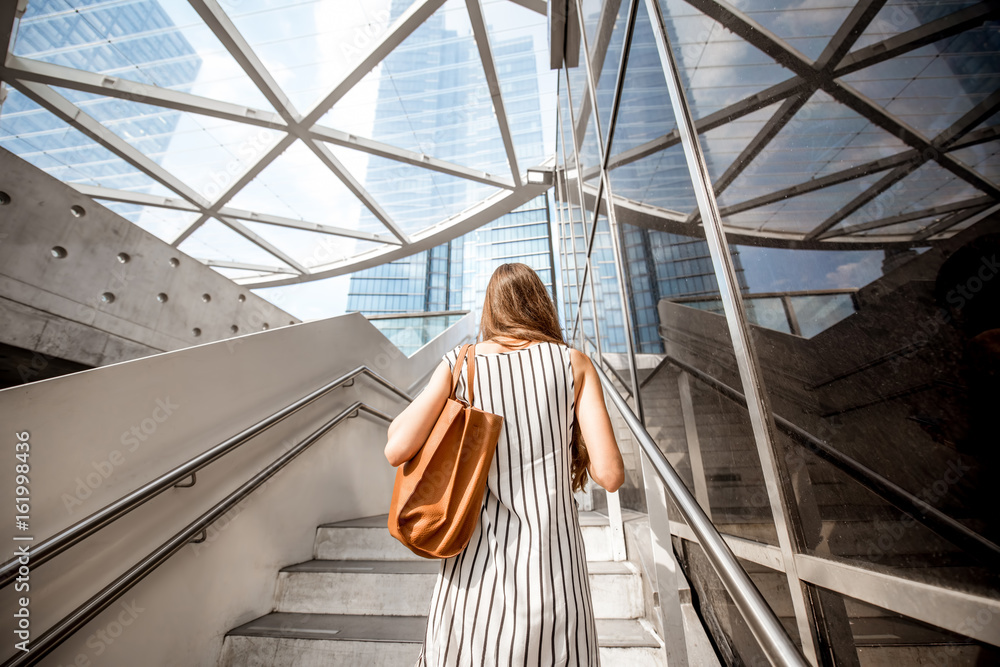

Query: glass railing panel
[805,585,1000,665]
[367,312,468,357]
[674,536,803,663]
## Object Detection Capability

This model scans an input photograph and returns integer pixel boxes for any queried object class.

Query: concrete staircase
[219,512,668,666]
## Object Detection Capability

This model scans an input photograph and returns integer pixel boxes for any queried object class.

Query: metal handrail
[593,362,809,667]
[1,401,393,667]
[0,365,411,589]
[658,352,1000,567]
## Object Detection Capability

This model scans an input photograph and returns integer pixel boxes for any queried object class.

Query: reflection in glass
[368,312,467,356]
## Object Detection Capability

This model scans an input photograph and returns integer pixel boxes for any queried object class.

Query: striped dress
[416,341,599,667]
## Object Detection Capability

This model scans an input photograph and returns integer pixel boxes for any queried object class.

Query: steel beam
[814,0,887,71]
[308,124,514,189]
[822,195,993,238]
[216,206,398,245]
[1,55,287,131]
[708,90,813,203]
[805,159,922,240]
[9,80,211,209]
[69,184,200,212]
[834,2,1000,78]
[198,259,293,274]
[914,202,998,242]
[466,0,522,187]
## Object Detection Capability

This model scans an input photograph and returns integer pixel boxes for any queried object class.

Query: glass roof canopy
[1,0,997,287]
[568,0,999,250]
[0,0,556,286]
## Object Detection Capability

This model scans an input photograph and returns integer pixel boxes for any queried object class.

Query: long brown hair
[479,263,590,492]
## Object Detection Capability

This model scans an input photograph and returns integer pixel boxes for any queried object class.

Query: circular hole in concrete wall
[192,328,202,337]
[101,292,115,304]
[0,192,10,205]
[230,325,239,334]
[70,205,86,218]
[289,320,294,325]
[262,323,269,330]
[117,252,131,264]
[202,293,211,303]
[156,293,169,303]
[51,246,68,259]
[169,257,179,268]
[237,294,246,303]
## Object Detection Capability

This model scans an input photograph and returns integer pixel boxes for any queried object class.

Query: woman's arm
[570,348,625,492]
[384,359,453,467]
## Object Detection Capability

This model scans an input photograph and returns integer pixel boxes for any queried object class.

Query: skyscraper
[346,1,555,322]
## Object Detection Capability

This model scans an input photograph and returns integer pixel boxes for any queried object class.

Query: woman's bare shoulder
[566,346,592,386]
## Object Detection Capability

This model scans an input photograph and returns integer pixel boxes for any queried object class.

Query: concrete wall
[0,309,474,666]
[0,147,298,376]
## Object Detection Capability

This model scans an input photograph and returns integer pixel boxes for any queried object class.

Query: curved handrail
[0,366,411,589]
[658,352,1000,567]
[1,401,393,667]
[593,362,810,667]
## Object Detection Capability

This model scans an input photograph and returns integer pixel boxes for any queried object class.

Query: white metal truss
[0,0,550,285]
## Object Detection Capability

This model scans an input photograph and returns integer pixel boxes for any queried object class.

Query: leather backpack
[388,343,504,559]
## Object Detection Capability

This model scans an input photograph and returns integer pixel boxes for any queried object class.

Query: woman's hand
[384,359,452,466]
[570,348,625,493]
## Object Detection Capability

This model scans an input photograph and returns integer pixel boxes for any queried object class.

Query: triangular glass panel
[609,141,697,214]
[0,88,177,194]
[325,143,500,236]
[226,139,381,235]
[950,140,999,187]
[723,170,886,234]
[578,112,603,179]
[177,218,296,269]
[840,25,1000,140]
[322,0,510,178]
[481,0,557,170]
[608,0,677,158]
[579,0,606,52]
[833,162,988,230]
[853,0,979,51]
[659,0,795,119]
[240,220,388,269]
[700,102,781,183]
[94,200,200,244]
[52,87,285,201]
[719,90,910,205]
[225,0,418,113]
[726,0,856,62]
[12,0,275,111]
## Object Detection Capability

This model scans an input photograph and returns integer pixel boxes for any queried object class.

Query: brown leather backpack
[388,343,504,559]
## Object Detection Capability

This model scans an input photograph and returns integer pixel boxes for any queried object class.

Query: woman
[384,262,625,666]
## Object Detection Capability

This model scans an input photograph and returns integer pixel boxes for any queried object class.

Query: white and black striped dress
[416,341,599,667]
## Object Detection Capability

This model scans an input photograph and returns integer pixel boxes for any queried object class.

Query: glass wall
[553,0,1000,664]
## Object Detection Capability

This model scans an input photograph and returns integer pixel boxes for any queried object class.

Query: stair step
[274,559,644,619]
[317,513,625,563]
[220,612,664,667]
